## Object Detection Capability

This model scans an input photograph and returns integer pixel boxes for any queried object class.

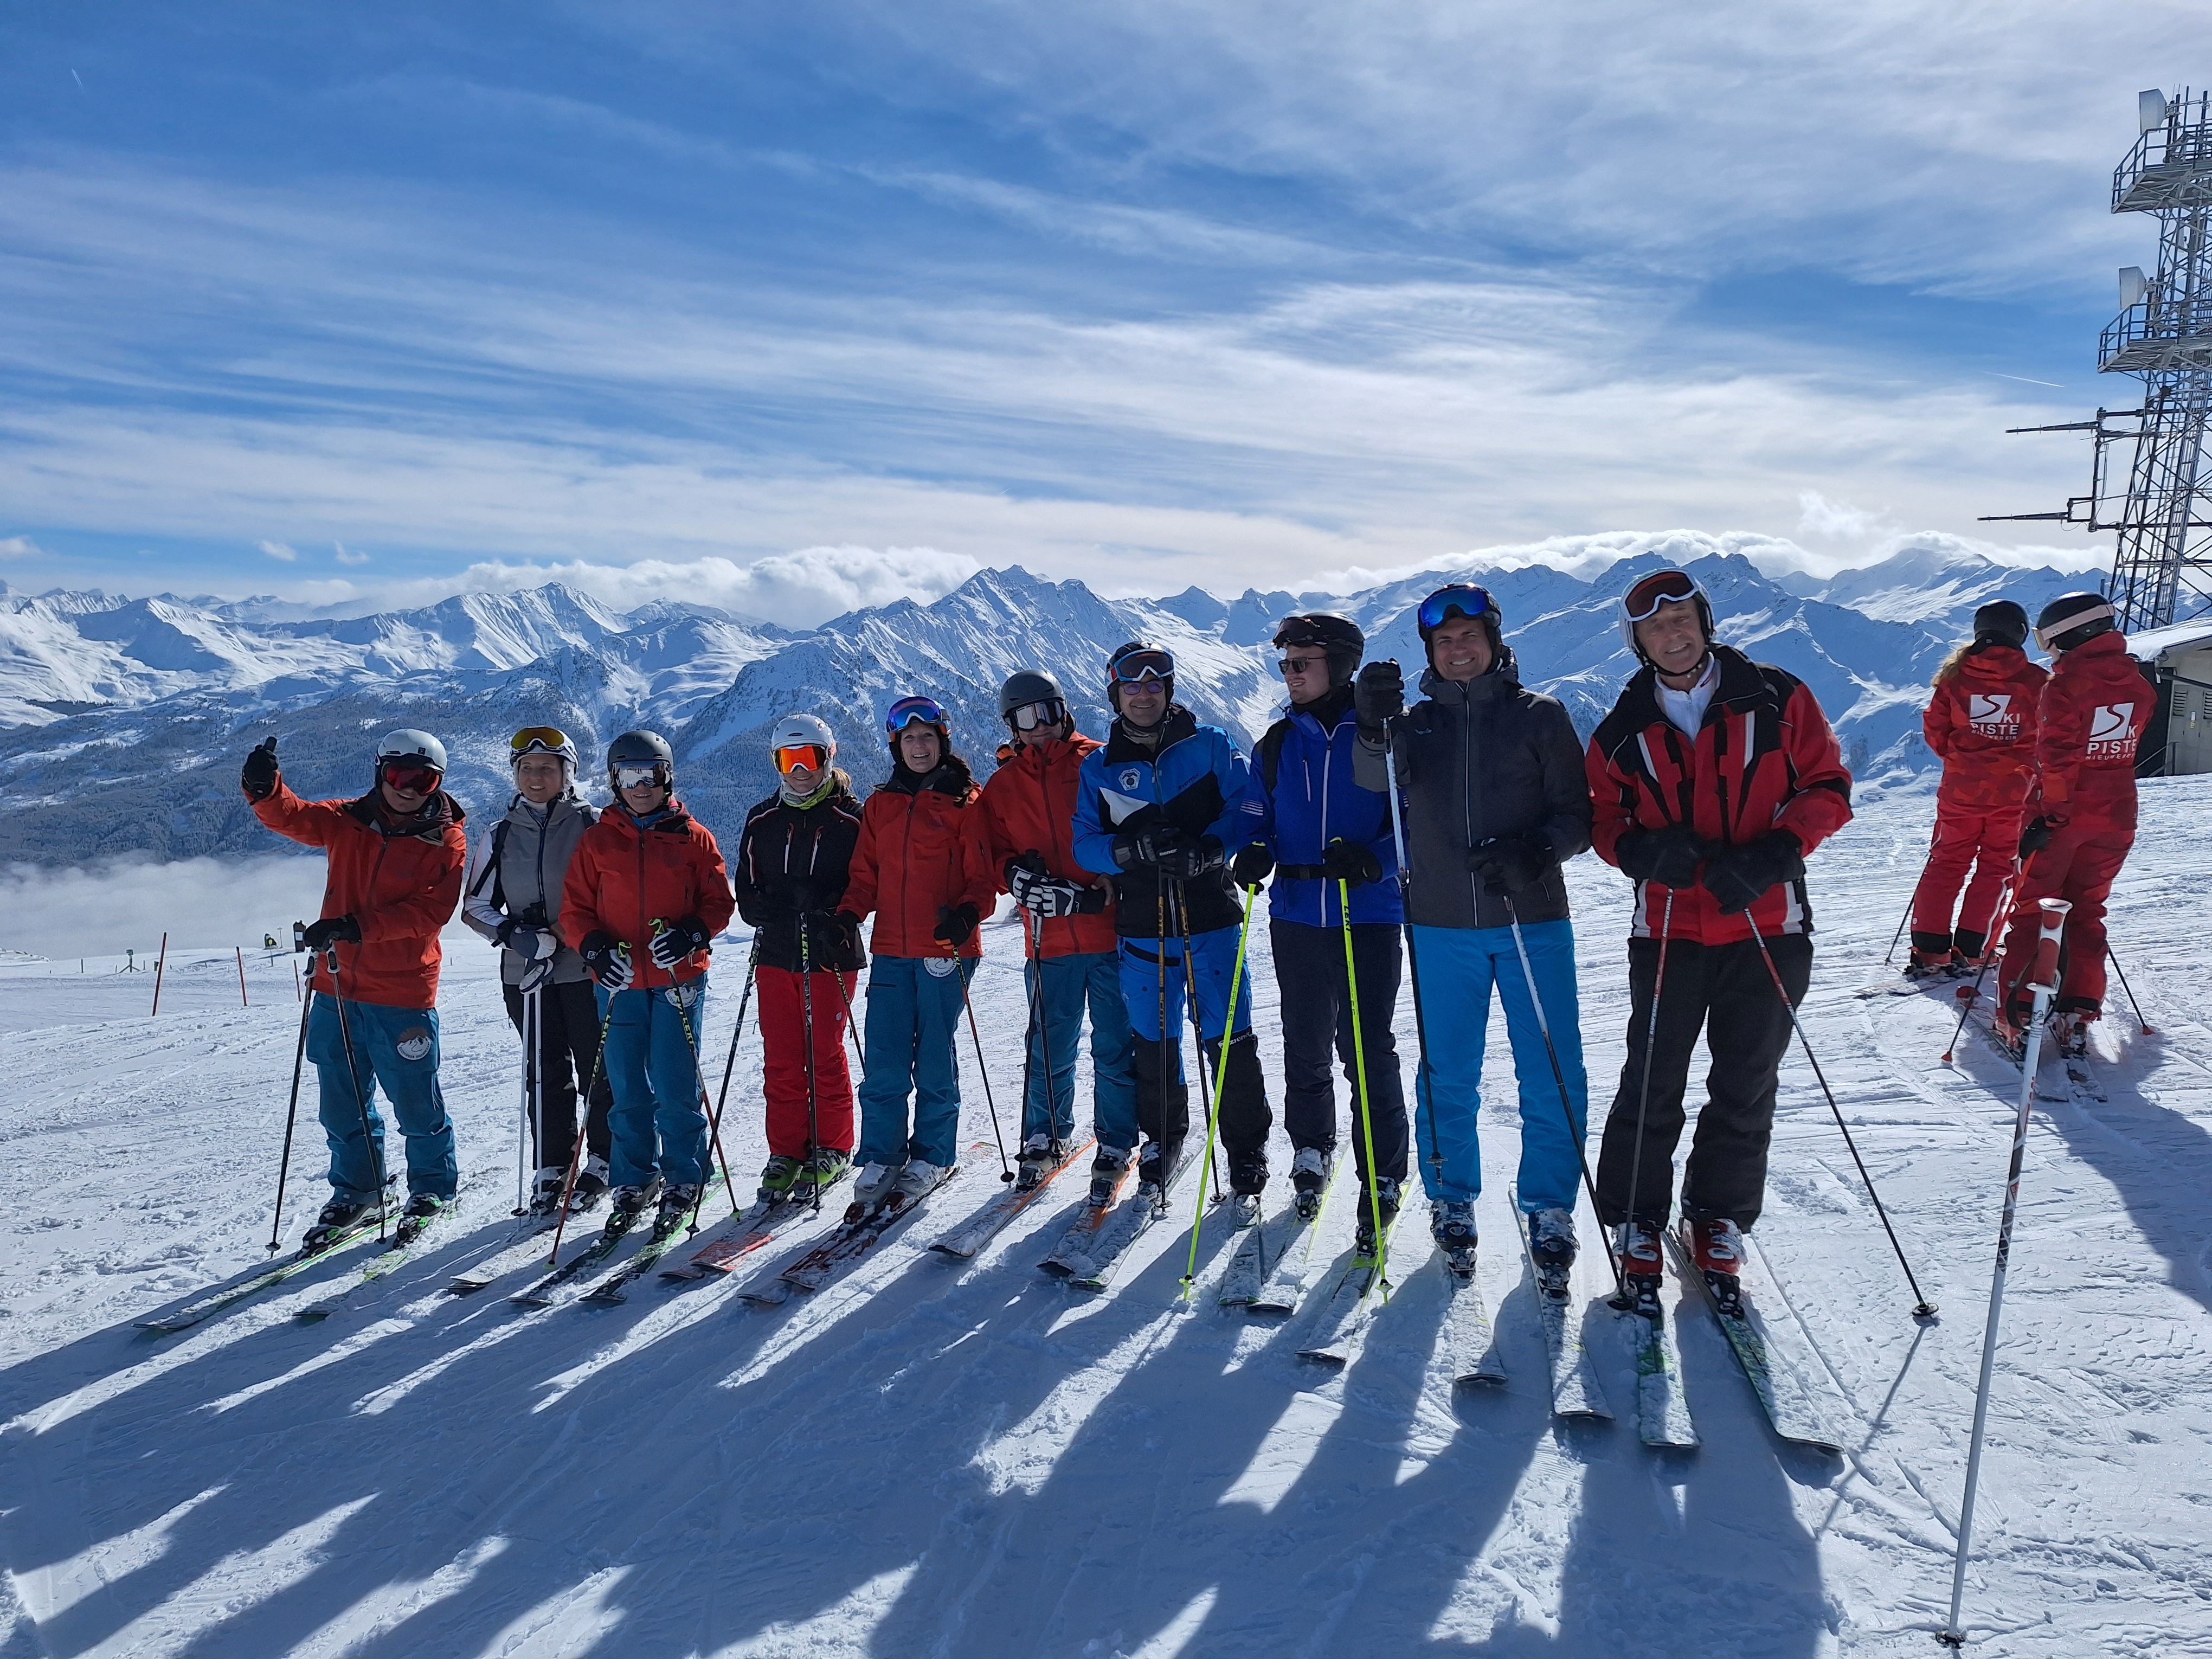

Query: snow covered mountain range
[0,535,2098,866]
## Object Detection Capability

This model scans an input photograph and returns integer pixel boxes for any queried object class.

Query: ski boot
[850,1160,904,1218]
[1952,928,1991,975]
[796,1147,851,1198]
[603,1176,661,1240]
[890,1161,955,1208]
[1526,1206,1577,1301]
[1290,1146,1333,1221]
[2048,1007,2094,1059]
[1614,1220,1665,1318]
[1429,1199,1476,1277]
[527,1166,567,1219]
[1904,946,1956,981]
[1353,1176,1402,1258]
[1137,1139,1181,1212]
[1015,1135,1063,1193]
[1685,1216,1746,1317]
[655,1184,701,1235]
[1088,1144,1133,1207]
[570,1155,612,1213]
[1990,1000,2033,1061]
[303,1194,376,1253]
[757,1154,803,1205]
[393,1192,448,1248]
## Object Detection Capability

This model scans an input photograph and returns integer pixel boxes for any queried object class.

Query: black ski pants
[1130,1028,1268,1167]
[1271,918,1410,1183]
[502,979,614,1173]
[1594,931,1811,1232]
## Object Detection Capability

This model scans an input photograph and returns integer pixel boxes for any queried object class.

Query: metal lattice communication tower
[1985,88,2212,630]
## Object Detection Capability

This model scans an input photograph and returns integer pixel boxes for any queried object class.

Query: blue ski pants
[307,995,458,1203]
[596,978,711,1191]
[1020,949,1139,1154]
[856,955,967,1170]
[1119,919,1268,1156]
[1409,918,1589,1211]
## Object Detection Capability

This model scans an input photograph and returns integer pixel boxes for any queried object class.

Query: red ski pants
[1909,799,2024,956]
[1996,822,2133,1017]
[755,966,858,1158]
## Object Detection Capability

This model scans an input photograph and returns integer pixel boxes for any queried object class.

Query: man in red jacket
[1584,569,1853,1314]
[976,670,1137,1199]
[241,729,466,1250]
[1993,594,2152,1055]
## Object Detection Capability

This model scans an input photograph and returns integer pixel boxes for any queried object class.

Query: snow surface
[3,786,2210,1657]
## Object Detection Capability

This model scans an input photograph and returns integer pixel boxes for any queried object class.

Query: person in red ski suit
[1994,595,2152,1045]
[730,712,865,1202]
[1907,600,2047,974]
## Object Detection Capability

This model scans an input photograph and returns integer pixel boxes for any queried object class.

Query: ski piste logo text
[1966,693,2020,740]
[2087,703,2140,761]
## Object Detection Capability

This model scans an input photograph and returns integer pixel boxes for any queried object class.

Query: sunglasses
[885,695,949,735]
[1276,654,1329,677]
[1109,648,1174,685]
[614,764,667,791]
[1007,699,1066,731]
[509,725,571,757]
[1416,584,1499,633]
[381,763,441,793]
[1622,570,1703,623]
[774,743,828,775]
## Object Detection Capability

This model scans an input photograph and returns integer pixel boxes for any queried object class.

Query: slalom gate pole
[1938,899,2070,1649]
[1941,853,2032,1065]
[325,943,388,1243]
[265,944,315,1252]
[1338,876,1392,1293]
[547,965,620,1264]
[151,931,168,1015]
[1883,827,1941,967]
[236,946,249,1007]
[699,936,761,1230]
[1172,883,1223,1204]
[1380,720,1443,1179]
[1179,879,1257,1300]
[1501,894,1621,1291]
[953,942,1014,1183]
[1610,889,1673,1309]
[1744,912,1935,1320]
[2105,942,2153,1036]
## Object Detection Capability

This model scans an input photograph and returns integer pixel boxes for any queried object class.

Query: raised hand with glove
[496,915,560,962]
[1354,660,1404,737]
[1614,822,1707,891]
[648,916,713,970]
[241,736,280,802]
[580,931,634,991]
[1699,831,1805,915]
[300,914,361,953]
[1467,833,1554,894]
[1229,843,1274,889]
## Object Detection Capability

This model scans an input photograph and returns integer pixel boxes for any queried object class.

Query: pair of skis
[136,1216,388,1335]
[1035,1147,1184,1289]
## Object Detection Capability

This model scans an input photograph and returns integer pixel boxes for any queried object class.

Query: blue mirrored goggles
[885,695,949,735]
[1416,584,1499,633]
[1108,648,1174,685]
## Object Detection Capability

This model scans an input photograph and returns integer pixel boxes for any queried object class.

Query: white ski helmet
[374,728,447,790]
[771,712,836,758]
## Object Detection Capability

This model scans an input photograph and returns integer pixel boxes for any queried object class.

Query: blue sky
[0,2,2179,623]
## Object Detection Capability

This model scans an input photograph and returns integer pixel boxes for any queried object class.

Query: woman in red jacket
[562,730,735,1235]
[835,695,995,1211]
[1906,600,2048,976]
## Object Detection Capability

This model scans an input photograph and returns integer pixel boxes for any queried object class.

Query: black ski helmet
[1272,612,1365,686]
[1416,583,1508,671]
[998,668,1067,724]
[1970,600,2030,650]
[606,729,674,792]
[1105,640,1173,711]
[2035,593,2118,655]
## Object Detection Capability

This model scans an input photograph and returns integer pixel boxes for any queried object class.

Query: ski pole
[1172,883,1223,1204]
[547,964,621,1264]
[325,942,388,1243]
[515,985,537,1217]
[265,938,315,1252]
[1179,879,1258,1300]
[1883,826,1942,967]
[1380,716,1442,1177]
[817,935,869,1179]
[694,935,761,1231]
[1339,876,1392,1292]
[1500,894,1621,1291]
[2105,941,2153,1036]
[1017,906,1057,1167]
[953,942,1014,1182]
[1610,888,1673,1309]
[1743,912,1936,1320]
[650,920,743,1226]
[1938,899,2070,1650]
[1154,882,1172,1171]
[1941,853,2033,1065]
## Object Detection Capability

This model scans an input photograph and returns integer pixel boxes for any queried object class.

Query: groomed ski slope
[3,783,2209,1658]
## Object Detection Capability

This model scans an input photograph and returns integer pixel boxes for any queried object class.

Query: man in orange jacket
[241,729,466,1250]
[976,670,1137,1199]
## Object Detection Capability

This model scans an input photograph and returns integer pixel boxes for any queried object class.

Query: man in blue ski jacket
[1233,613,1409,1249]
[1072,641,1270,1203]
[1352,584,1594,1279]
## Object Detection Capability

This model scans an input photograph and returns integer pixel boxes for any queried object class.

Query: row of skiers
[236,570,2147,1312]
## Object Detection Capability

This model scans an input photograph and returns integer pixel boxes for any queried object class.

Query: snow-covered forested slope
[0,537,2096,866]
[2,784,2207,1658]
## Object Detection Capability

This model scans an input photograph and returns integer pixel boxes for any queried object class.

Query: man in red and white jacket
[1583,569,1853,1313]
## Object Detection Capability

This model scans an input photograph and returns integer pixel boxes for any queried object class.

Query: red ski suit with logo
[1909,644,2047,957]
[975,732,1118,959]
[1996,631,2151,1015]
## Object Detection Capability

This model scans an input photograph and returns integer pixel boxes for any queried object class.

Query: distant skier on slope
[1071,641,1270,1205]
[730,713,866,1203]
[975,670,1139,1198]
[240,728,465,1248]
[1584,569,1853,1313]
[560,731,734,1234]
[460,726,614,1216]
[1991,594,2152,1057]
[832,695,996,1210]
[1352,587,1590,1273]
[1240,612,1409,1251]
[1905,601,2047,978]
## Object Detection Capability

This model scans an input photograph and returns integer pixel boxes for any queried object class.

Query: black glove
[1012,866,1088,918]
[2018,815,2059,858]
[300,915,361,951]
[1229,843,1275,888]
[649,916,713,969]
[1071,882,1109,915]
[1700,832,1806,915]
[934,902,980,948]
[1113,825,1185,871]
[1155,835,1224,882]
[580,930,634,991]
[1321,839,1384,889]
[799,910,854,959]
[1615,823,1707,890]
[241,737,280,802]
[1354,660,1404,735]
[1467,834,1555,893]
[753,883,803,921]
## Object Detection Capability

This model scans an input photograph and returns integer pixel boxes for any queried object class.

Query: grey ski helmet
[374,728,447,789]
[606,729,674,792]
[2034,593,2118,655]
[999,668,1068,730]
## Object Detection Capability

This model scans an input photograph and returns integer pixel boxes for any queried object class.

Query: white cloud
[0,535,39,559]
[332,542,369,566]
[1797,491,1892,542]
[0,855,329,958]
[258,538,298,562]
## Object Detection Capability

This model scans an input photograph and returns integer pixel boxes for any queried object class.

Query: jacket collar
[884,753,975,799]
[1284,685,1355,732]
[1105,704,1198,762]
[346,788,463,839]
[1618,642,1764,733]
[1418,664,1519,706]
